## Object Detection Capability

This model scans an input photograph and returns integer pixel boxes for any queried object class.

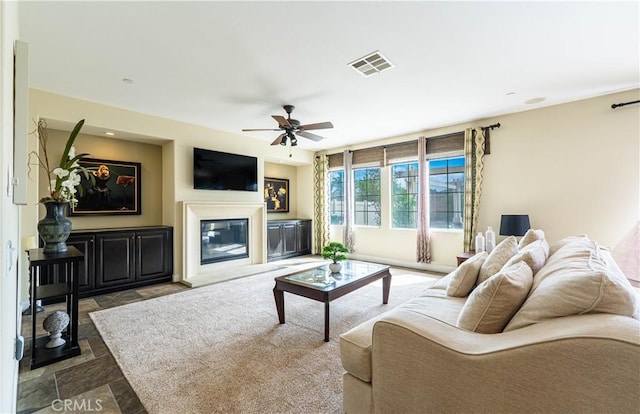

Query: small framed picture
[71,158,142,216]
[264,177,289,213]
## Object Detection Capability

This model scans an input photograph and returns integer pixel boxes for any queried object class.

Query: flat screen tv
[193,147,258,192]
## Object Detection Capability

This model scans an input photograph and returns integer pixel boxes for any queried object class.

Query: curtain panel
[416,136,431,263]
[313,155,330,254]
[343,150,355,252]
[463,128,486,251]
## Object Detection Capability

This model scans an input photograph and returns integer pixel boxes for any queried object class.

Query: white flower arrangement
[30,119,91,206]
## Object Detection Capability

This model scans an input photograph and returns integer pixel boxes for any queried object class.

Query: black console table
[27,247,83,369]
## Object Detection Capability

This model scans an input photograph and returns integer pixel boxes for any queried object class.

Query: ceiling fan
[242,105,333,146]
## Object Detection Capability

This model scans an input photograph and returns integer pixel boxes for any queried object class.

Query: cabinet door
[136,229,172,281]
[95,232,136,288]
[267,224,283,259]
[296,221,312,254]
[282,223,297,256]
[66,233,95,292]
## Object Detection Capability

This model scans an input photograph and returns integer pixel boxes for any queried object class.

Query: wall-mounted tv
[193,147,258,192]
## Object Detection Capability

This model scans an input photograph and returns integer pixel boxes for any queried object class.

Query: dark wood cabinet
[62,226,173,297]
[267,219,312,262]
[296,220,312,253]
[95,231,136,289]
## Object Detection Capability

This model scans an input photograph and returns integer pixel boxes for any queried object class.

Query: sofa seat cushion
[505,240,639,331]
[457,261,533,333]
[340,295,465,382]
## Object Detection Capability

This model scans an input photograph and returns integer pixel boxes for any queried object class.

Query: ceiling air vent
[349,51,394,77]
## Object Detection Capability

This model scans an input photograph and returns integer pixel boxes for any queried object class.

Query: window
[329,170,344,225]
[391,162,419,228]
[430,156,465,229]
[353,167,381,226]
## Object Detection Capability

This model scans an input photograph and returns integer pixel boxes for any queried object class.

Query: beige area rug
[90,265,441,414]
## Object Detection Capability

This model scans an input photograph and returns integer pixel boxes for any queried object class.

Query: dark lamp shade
[499,215,531,237]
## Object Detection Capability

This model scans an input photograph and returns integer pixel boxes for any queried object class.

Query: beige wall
[1,2,21,411]
[22,88,640,278]
[322,89,640,270]
[24,89,316,285]
[264,162,299,220]
[36,129,164,229]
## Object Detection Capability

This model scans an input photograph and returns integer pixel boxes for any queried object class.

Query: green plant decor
[322,242,349,264]
[29,118,92,207]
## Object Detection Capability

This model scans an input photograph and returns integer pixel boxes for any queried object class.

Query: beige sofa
[340,232,640,414]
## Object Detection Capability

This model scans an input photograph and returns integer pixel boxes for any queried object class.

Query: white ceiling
[17,1,639,151]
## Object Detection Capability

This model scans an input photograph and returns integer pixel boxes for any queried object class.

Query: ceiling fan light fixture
[243,104,332,147]
[349,50,394,77]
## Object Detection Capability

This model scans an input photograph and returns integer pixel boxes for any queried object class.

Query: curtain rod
[611,100,640,109]
[481,122,501,130]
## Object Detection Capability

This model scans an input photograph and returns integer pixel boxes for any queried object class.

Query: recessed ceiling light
[122,78,134,84]
[525,97,546,104]
[105,132,115,136]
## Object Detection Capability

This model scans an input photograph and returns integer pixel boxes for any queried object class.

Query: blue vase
[38,201,72,253]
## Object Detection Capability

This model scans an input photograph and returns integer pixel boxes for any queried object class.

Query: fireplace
[181,201,266,286]
[201,219,249,264]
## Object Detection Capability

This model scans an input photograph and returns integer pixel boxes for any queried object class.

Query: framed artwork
[264,177,289,213]
[70,158,142,216]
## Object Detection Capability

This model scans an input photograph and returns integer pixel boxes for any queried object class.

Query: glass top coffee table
[273,260,391,342]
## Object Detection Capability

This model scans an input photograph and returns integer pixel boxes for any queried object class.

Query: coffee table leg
[382,272,392,304]
[324,300,330,342]
[273,287,285,324]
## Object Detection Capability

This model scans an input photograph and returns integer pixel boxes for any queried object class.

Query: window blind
[326,131,467,168]
[352,147,384,166]
[328,153,343,168]
[426,132,464,155]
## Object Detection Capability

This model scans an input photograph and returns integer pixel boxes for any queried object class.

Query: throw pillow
[457,261,533,334]
[505,248,639,331]
[477,236,518,285]
[503,239,549,275]
[518,229,545,250]
[446,252,488,297]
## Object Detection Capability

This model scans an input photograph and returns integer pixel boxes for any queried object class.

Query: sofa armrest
[372,309,640,414]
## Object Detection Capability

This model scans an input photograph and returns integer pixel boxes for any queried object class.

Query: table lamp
[499,214,530,237]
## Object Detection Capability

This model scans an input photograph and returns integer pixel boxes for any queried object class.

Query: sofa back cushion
[504,239,639,331]
[548,234,589,257]
[477,236,518,285]
[446,252,488,297]
[457,261,533,333]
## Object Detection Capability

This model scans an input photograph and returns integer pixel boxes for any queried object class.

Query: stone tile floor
[17,282,188,414]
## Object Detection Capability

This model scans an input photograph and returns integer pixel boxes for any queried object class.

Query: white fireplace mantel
[181,201,266,286]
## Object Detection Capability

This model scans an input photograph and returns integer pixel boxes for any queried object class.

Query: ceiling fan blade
[299,121,333,130]
[296,130,325,142]
[271,133,286,146]
[242,128,282,132]
[272,115,291,128]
